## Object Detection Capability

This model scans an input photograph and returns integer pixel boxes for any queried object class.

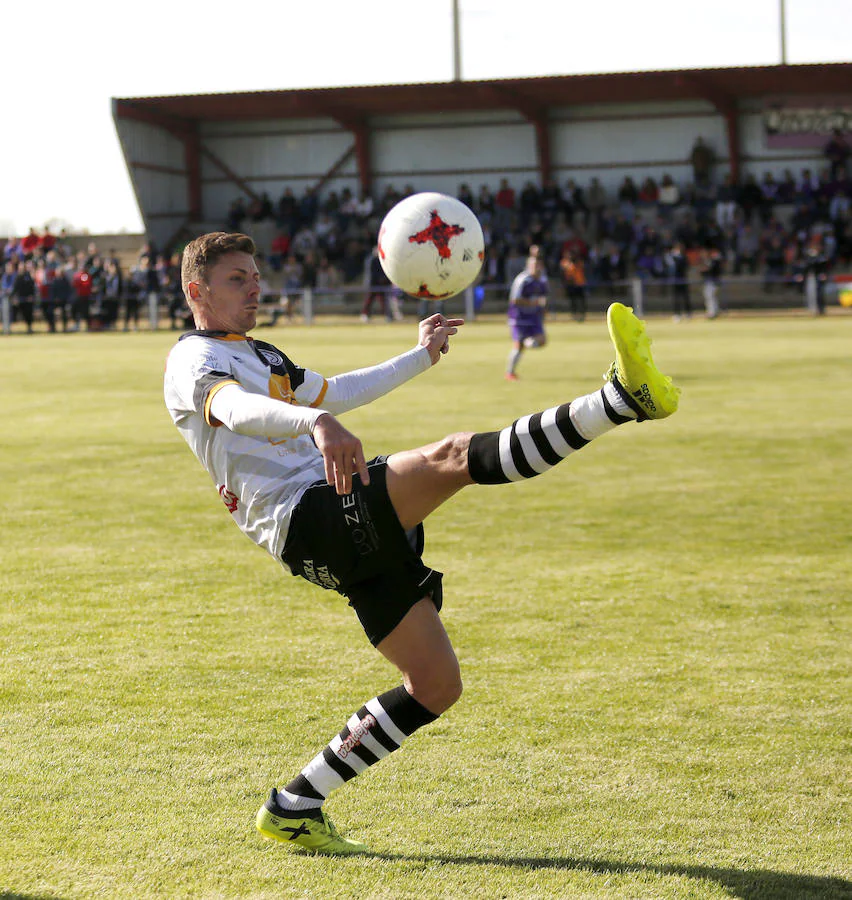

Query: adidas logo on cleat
[605,303,680,420]
[633,384,656,413]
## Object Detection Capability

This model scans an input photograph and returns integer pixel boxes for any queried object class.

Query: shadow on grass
[367,853,851,900]
[1,894,68,900]
[4,858,848,899]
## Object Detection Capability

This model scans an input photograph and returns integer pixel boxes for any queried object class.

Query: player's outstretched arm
[418,313,465,365]
[320,316,463,415]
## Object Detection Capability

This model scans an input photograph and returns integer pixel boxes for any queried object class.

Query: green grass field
[1,312,850,899]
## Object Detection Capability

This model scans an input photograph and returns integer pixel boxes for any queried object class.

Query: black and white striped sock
[276,686,437,812]
[468,381,638,485]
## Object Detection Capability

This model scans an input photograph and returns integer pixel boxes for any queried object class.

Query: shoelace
[320,811,341,839]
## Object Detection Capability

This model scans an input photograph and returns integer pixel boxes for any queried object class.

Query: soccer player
[506,251,548,380]
[164,232,680,855]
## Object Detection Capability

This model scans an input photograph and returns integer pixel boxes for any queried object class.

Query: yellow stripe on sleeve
[310,379,329,408]
[204,379,240,426]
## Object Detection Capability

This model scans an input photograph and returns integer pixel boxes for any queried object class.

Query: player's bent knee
[406,662,463,715]
[430,432,475,476]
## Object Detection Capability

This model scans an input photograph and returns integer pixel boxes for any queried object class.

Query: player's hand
[418,313,465,365]
[312,413,369,495]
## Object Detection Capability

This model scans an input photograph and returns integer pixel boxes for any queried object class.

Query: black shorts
[281,456,443,646]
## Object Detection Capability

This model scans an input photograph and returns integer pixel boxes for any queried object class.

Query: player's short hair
[181,232,257,296]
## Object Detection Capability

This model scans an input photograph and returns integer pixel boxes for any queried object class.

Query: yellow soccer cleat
[604,302,680,421]
[256,790,368,855]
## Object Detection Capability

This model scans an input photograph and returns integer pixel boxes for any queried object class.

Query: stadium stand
[2,156,851,333]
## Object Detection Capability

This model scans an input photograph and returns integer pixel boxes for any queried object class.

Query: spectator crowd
[1,230,188,333]
[221,130,852,319]
[3,130,850,331]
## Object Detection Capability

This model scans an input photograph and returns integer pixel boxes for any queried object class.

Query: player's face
[191,251,261,334]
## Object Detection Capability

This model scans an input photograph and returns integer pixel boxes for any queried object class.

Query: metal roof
[114,63,852,127]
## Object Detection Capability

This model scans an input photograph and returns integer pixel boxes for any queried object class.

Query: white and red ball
[377,192,485,299]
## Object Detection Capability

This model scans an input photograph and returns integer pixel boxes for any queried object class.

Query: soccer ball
[377,192,485,299]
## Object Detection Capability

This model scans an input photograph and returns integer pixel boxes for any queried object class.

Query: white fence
[1,274,846,336]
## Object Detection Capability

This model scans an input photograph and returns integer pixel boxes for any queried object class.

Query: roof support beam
[328,118,371,197]
[475,84,552,184]
[115,100,203,227]
[530,113,552,185]
[317,102,373,197]
[199,143,260,204]
[313,143,356,195]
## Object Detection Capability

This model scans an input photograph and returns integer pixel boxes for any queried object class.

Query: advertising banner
[763,97,852,149]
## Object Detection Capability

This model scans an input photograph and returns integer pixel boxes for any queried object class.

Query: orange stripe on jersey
[204,379,240,426]
[310,379,329,408]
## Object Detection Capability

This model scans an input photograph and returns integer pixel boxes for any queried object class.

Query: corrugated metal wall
[113,115,190,248]
[200,117,356,220]
[117,96,825,247]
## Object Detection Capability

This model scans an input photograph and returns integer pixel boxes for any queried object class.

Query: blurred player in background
[506,246,548,380]
[559,249,587,322]
[699,246,723,319]
[361,244,398,322]
[164,231,679,856]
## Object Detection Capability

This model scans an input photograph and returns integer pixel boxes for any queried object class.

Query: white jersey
[164,329,431,566]
[164,331,332,563]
